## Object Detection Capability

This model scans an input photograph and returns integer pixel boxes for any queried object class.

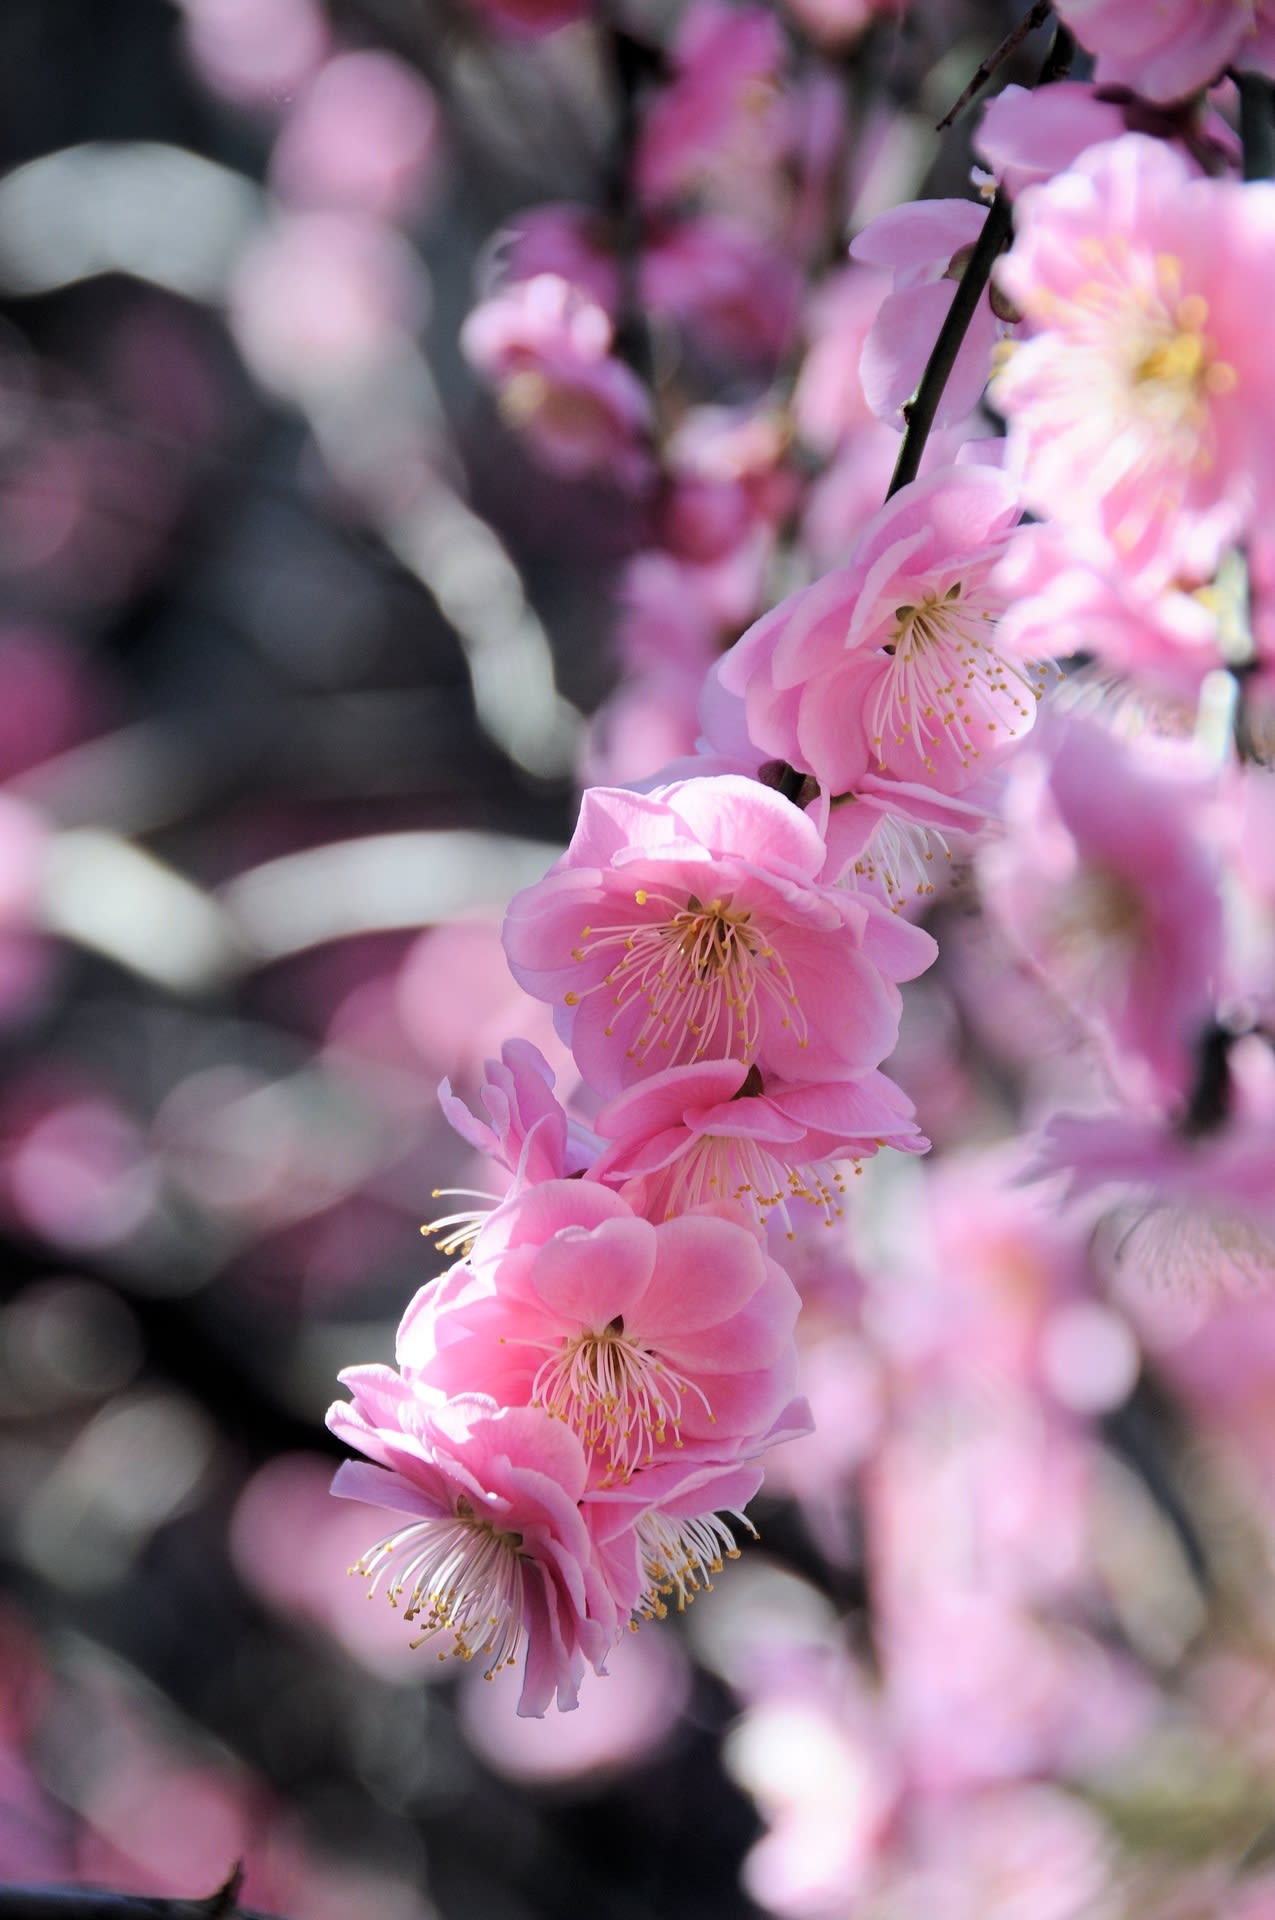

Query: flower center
[353,1499,526,1676]
[633,1507,756,1621]
[647,1130,856,1238]
[869,582,1047,778]
[1122,281,1236,438]
[566,889,808,1069]
[533,1316,712,1482]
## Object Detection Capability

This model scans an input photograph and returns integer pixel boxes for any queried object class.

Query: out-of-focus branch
[935,0,1052,130]
[1239,70,1275,181]
[0,1867,275,1920]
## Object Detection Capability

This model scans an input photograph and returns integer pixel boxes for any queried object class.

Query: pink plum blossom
[851,198,1017,430]
[993,520,1225,703]
[635,2,789,218]
[643,216,804,364]
[460,275,653,490]
[1054,0,1275,105]
[396,1179,805,1482]
[975,82,1129,198]
[583,1453,770,1625]
[327,1382,616,1714]
[501,775,936,1096]
[716,465,1045,799]
[991,135,1275,587]
[980,713,1225,1106]
[1036,1033,1275,1298]
[438,1037,594,1193]
[587,1058,926,1235]
[269,52,441,222]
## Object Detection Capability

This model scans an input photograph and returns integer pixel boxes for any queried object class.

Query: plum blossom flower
[716,465,1046,800]
[460,275,653,490]
[991,135,1275,587]
[502,775,936,1096]
[327,1384,616,1714]
[587,1058,926,1236]
[975,82,1129,198]
[851,199,1017,430]
[980,713,1225,1107]
[1036,1033,1275,1298]
[397,1180,804,1483]
[1053,0,1275,105]
[635,1,789,219]
[583,1453,770,1624]
[438,1039,594,1192]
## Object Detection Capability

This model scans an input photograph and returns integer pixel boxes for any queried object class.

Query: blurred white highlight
[221,829,561,958]
[0,142,262,298]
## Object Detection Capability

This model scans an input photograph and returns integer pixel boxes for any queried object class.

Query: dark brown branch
[886,21,1075,500]
[935,0,1052,131]
[884,186,1014,499]
[0,1878,278,1920]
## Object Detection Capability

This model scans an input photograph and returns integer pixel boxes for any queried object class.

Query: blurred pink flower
[461,275,653,490]
[230,211,429,401]
[981,713,1225,1106]
[177,0,328,105]
[993,135,1275,587]
[636,2,789,215]
[1054,0,1275,104]
[270,51,441,221]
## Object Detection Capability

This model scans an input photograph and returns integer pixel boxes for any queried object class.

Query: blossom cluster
[326,16,1275,1915]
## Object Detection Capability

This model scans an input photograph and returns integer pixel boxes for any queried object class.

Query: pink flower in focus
[327,1383,616,1714]
[583,1453,772,1624]
[502,775,936,1096]
[716,465,1043,798]
[992,135,1275,586]
[397,1180,804,1482]
[1054,0,1275,104]
[588,1058,926,1235]
[851,198,1018,430]
[438,1037,594,1193]
[461,275,653,489]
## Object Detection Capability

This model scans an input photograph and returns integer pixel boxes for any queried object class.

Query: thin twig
[884,186,1014,498]
[886,21,1075,499]
[935,0,1052,130]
